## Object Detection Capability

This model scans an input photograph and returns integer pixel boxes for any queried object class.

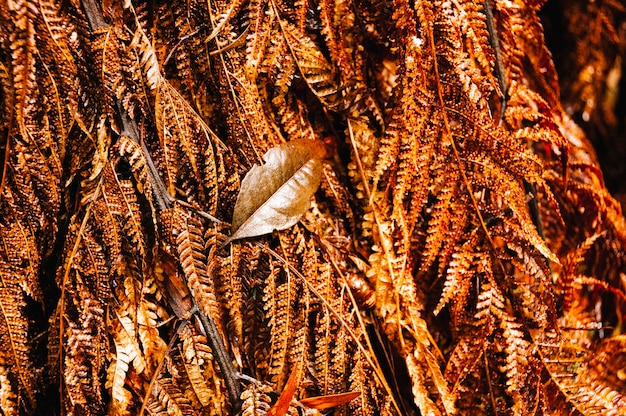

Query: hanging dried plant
[0,0,625,415]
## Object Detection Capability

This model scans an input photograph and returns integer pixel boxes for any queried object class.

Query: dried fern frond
[2,1,626,415]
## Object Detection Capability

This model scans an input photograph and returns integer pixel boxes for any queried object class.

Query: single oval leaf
[228,140,326,242]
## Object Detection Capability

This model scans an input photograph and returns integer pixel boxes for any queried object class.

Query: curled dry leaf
[228,140,326,242]
[267,362,301,416]
[299,391,361,410]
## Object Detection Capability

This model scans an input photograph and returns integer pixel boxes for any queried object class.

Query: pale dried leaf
[229,140,326,242]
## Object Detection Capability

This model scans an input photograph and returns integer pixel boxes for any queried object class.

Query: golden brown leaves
[1,0,626,415]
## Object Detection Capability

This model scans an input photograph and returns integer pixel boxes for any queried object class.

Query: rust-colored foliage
[542,0,626,201]
[0,0,625,415]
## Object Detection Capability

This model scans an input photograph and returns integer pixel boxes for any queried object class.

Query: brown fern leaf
[117,177,149,258]
[421,172,467,273]
[240,382,273,416]
[0,16,72,391]
[113,135,160,226]
[539,335,626,415]
[558,233,605,312]
[276,18,339,109]
[289,223,400,414]
[171,206,222,324]
[0,61,11,193]
[6,1,37,137]
[35,0,83,140]
[547,0,626,197]
[453,1,500,101]
[0,364,18,414]
[154,79,219,207]
[348,348,396,416]
[328,325,350,400]
[244,0,275,84]
[433,241,475,318]
[506,241,555,328]
[263,250,297,387]
[0,264,38,412]
[137,272,169,373]
[499,315,539,415]
[210,226,245,367]
[203,0,284,166]
[89,23,136,119]
[304,237,344,396]
[545,0,626,132]
[0,187,43,302]
[354,2,621,414]
[107,300,147,413]
[56,161,153,414]
[106,256,169,416]
[56,228,110,414]
[179,327,230,413]
[588,336,626,403]
[497,0,561,109]
[146,377,198,416]
[126,14,239,213]
[318,0,389,122]
[465,277,542,415]
[227,243,268,377]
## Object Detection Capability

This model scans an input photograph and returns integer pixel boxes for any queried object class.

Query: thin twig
[483,1,549,268]
[483,0,508,120]
[194,311,242,412]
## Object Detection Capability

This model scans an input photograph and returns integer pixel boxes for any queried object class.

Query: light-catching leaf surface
[229,140,326,242]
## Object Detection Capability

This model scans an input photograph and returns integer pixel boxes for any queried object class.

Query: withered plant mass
[0,0,625,415]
